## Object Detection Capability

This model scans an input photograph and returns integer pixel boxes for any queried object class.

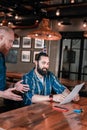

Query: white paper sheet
[60,82,85,105]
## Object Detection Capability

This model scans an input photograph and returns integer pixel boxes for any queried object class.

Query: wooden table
[59,78,87,91]
[6,72,23,80]
[59,78,85,87]
[0,97,87,130]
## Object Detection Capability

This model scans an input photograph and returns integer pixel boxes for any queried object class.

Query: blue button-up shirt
[0,52,6,91]
[22,68,66,105]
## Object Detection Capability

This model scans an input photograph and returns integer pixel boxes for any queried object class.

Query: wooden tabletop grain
[0,97,87,130]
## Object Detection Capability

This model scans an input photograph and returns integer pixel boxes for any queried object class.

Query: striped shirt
[22,68,66,105]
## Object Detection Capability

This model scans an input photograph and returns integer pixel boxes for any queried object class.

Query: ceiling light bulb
[35,34,38,36]
[36,20,39,23]
[83,20,87,28]
[58,22,61,26]
[15,14,19,19]
[56,9,60,16]
[0,23,3,26]
[83,23,86,28]
[71,0,75,3]
[8,22,11,25]
[48,35,51,38]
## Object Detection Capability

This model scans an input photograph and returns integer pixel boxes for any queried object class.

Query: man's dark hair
[35,52,48,61]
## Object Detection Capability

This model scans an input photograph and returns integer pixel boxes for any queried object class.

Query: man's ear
[34,61,37,65]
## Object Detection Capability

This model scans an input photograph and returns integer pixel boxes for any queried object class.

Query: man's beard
[37,64,48,76]
[0,46,9,55]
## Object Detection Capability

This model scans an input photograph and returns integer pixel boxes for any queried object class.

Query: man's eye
[42,62,45,64]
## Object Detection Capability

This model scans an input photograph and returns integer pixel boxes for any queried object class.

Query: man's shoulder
[47,71,57,79]
[48,71,54,76]
[24,69,34,77]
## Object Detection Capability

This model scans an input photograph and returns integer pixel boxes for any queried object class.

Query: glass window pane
[72,39,80,49]
[82,39,87,81]
[60,39,81,80]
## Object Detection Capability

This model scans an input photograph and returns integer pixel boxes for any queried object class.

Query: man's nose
[10,42,13,47]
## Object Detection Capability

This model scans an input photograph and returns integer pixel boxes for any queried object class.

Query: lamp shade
[27,18,62,40]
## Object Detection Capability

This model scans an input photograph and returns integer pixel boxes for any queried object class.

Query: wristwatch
[49,94,53,101]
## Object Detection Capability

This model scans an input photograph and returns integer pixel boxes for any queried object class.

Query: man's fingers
[73,95,80,101]
[17,80,29,87]
[23,86,29,90]
[8,87,16,91]
[11,94,23,101]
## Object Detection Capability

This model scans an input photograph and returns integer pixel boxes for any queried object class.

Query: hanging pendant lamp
[27,18,62,40]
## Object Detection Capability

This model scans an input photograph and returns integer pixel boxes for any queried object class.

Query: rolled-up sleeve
[51,73,66,94]
[22,75,33,105]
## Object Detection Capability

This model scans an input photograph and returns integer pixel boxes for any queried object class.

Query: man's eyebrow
[9,40,14,42]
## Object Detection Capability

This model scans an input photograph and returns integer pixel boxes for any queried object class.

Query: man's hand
[1,88,23,101]
[73,94,80,102]
[14,80,29,93]
[53,94,65,102]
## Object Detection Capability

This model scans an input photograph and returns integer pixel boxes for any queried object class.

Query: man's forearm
[32,94,50,103]
[0,91,4,98]
[62,88,70,97]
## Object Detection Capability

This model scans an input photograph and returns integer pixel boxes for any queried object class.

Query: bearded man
[22,52,79,105]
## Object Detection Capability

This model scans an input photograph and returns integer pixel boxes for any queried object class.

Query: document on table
[60,82,85,105]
